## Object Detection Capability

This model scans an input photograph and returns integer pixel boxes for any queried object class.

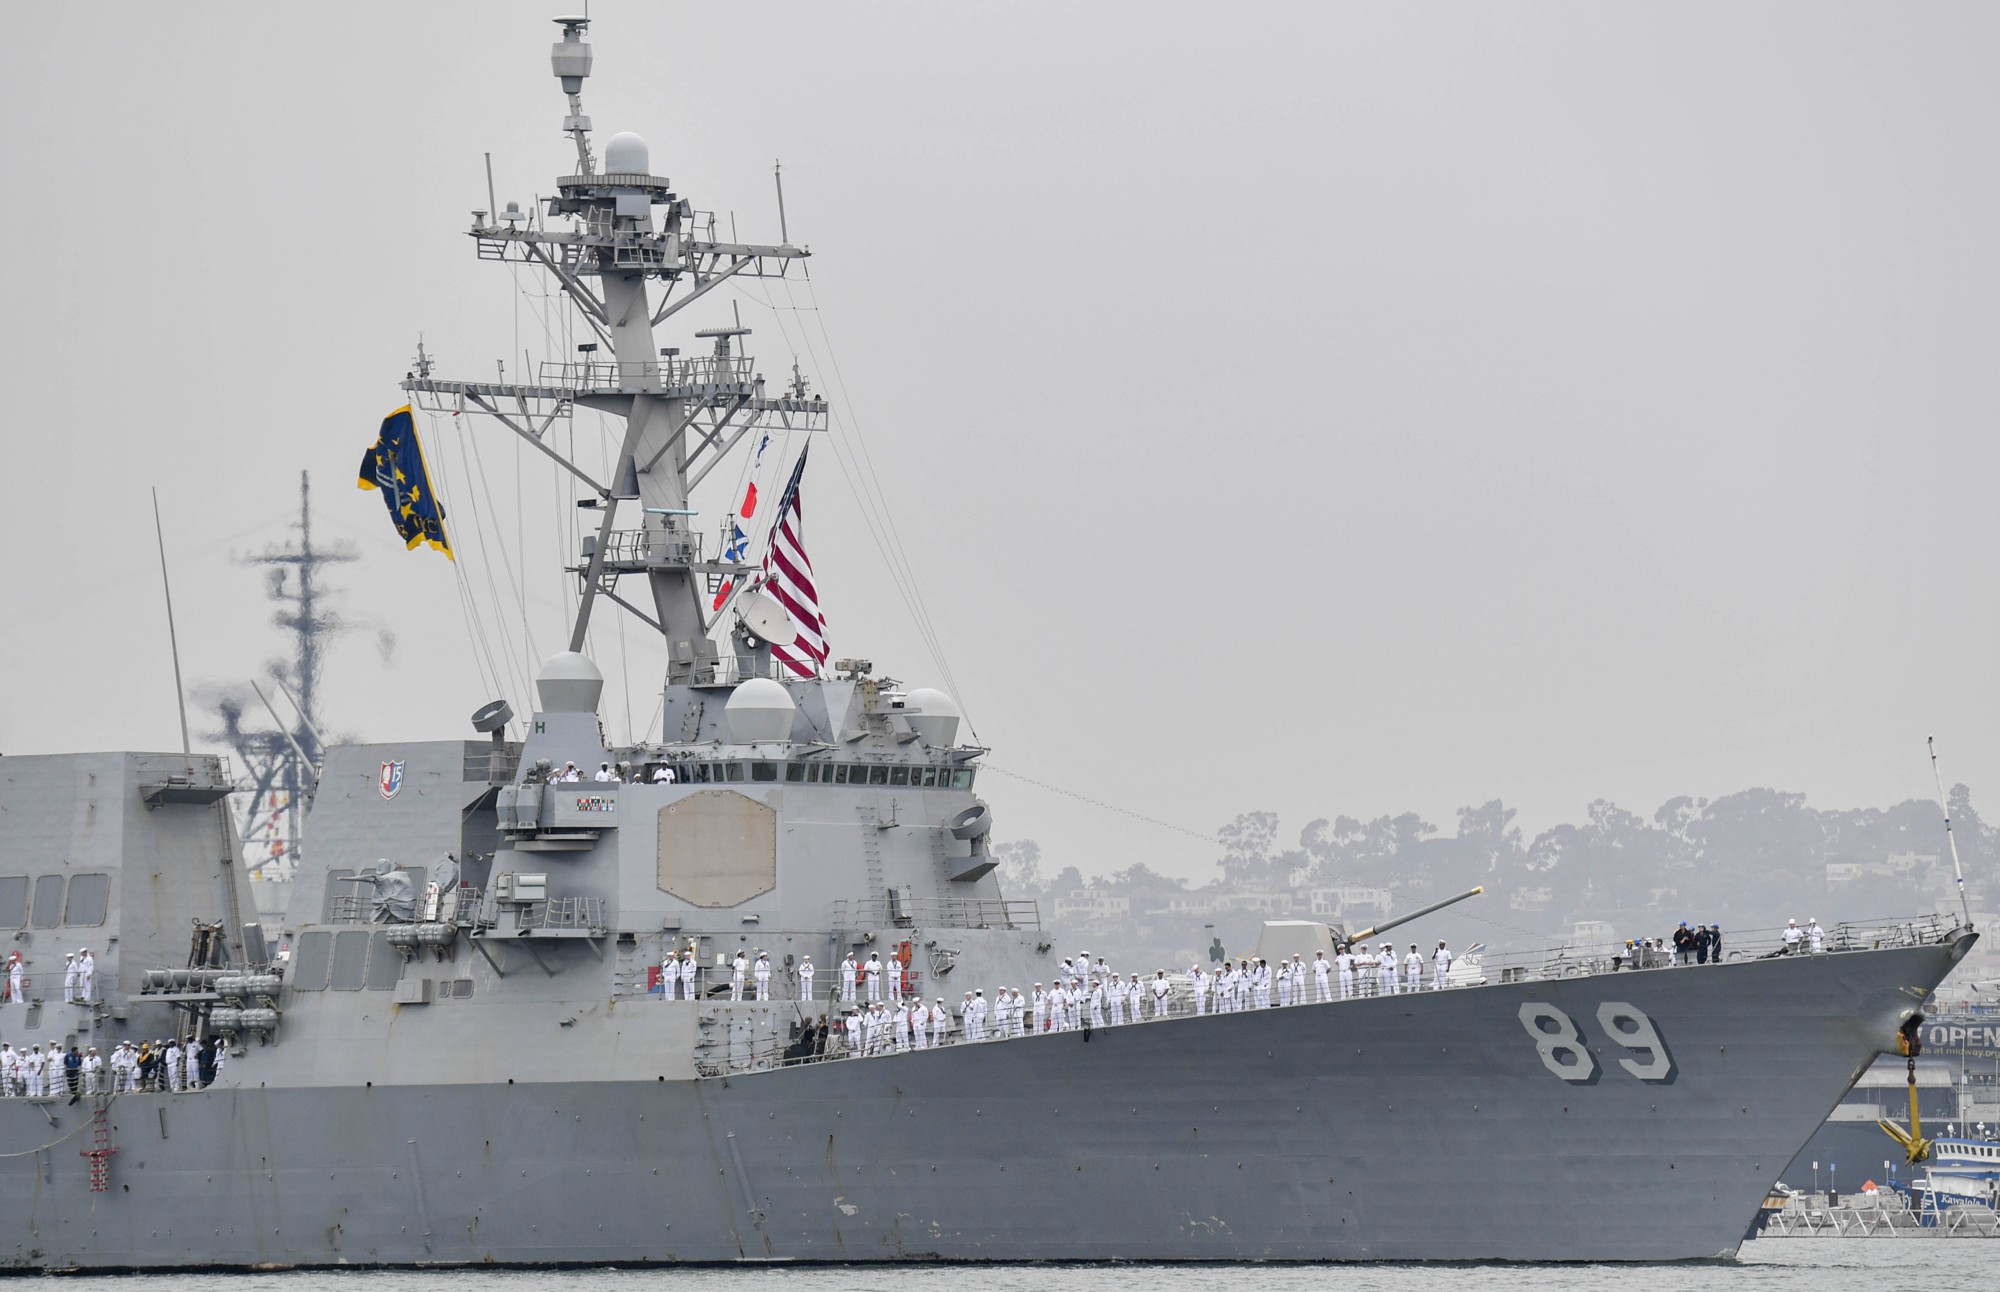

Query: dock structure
[1754,1191,2000,1237]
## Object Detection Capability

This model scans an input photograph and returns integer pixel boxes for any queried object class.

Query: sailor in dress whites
[5,950,21,1003]
[1189,965,1209,1015]
[81,1047,101,1095]
[893,998,912,1052]
[929,998,952,1045]
[77,949,95,1003]
[22,1045,42,1099]
[1107,974,1126,1026]
[863,953,884,1002]
[679,950,699,1000]
[1782,919,1802,953]
[164,1040,183,1093]
[0,1044,15,1097]
[752,951,772,1000]
[1151,971,1172,1018]
[729,951,748,1001]
[1336,945,1356,999]
[660,949,680,999]
[908,998,929,1049]
[1031,983,1049,1033]
[1377,944,1399,997]
[838,953,858,1003]
[1432,941,1452,991]
[798,955,815,1001]
[1807,917,1824,953]
[1401,945,1422,994]
[1311,951,1331,1003]
[61,953,78,1004]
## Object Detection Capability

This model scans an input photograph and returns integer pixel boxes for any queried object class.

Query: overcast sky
[3,2,1997,885]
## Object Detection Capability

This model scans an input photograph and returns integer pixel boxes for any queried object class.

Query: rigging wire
[979,762,1220,845]
[740,279,965,713]
[793,276,972,725]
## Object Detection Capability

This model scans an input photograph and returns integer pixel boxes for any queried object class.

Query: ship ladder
[80,1096,116,1192]
[1876,1014,1933,1165]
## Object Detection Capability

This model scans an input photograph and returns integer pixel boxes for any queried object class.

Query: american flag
[761,446,828,677]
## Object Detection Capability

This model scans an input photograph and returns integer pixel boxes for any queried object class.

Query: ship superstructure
[0,16,1977,1268]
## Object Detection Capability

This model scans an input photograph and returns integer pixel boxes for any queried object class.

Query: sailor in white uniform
[1031,983,1049,1033]
[1312,951,1332,1003]
[62,953,78,1004]
[929,998,952,1045]
[77,949,96,1003]
[1432,941,1452,991]
[1402,945,1424,994]
[1377,944,1399,997]
[909,999,930,1049]
[1807,917,1824,954]
[752,951,772,1000]
[730,952,748,1001]
[839,954,858,1003]
[679,951,698,1000]
[1106,975,1125,1026]
[863,953,884,1002]
[1151,971,1173,1018]
[6,952,22,1003]
[650,764,675,782]
[893,1000,912,1052]
[798,956,815,1001]
[660,950,681,999]
[1190,966,1209,1015]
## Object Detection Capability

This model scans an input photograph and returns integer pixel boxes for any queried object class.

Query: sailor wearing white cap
[752,951,771,1000]
[798,955,815,1002]
[1807,918,1823,954]
[61,953,78,1004]
[1378,944,1398,997]
[730,951,748,1001]
[929,997,952,1045]
[1782,920,1802,954]
[1432,941,1452,991]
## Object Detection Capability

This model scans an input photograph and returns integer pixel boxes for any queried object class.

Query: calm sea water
[30,1241,1988,1292]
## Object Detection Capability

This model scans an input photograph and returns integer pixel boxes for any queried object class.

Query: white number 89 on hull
[1518,1002,1675,1082]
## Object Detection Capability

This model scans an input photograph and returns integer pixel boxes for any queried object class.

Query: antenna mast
[150,487,193,759]
[1927,735,1974,928]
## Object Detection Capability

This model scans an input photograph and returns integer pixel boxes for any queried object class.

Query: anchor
[1876,1013,1933,1164]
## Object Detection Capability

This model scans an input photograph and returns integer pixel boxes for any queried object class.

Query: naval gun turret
[1339,885,1485,948]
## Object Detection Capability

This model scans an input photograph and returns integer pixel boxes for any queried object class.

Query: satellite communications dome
[904,687,961,748]
[725,677,795,743]
[604,131,650,174]
[536,652,604,714]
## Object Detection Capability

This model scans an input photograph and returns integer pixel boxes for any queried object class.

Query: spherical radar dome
[904,687,961,748]
[536,651,604,714]
[725,677,795,743]
[604,131,650,174]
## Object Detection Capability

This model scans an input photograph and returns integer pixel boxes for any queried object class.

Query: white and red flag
[761,446,827,677]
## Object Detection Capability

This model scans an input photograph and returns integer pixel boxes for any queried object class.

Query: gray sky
[4,2,1997,885]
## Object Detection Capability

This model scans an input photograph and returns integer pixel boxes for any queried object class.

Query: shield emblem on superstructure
[378,760,405,799]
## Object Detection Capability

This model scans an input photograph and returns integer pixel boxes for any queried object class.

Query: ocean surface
[27,1241,1987,1292]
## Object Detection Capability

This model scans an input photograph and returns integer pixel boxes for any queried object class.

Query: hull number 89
[1517,1002,1674,1082]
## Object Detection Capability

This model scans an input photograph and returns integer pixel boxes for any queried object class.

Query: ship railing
[516,896,608,935]
[1459,910,1967,984]
[829,896,1041,932]
[594,528,704,568]
[536,355,755,392]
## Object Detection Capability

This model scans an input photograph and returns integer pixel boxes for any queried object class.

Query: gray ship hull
[0,935,1968,1267]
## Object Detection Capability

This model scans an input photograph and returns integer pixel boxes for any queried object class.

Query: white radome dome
[536,651,603,714]
[904,687,961,748]
[604,131,650,174]
[725,677,795,743]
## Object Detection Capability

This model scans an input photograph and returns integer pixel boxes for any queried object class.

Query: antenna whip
[1927,735,1974,928]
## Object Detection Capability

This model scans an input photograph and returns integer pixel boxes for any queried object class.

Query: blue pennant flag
[357,405,453,559]
[723,523,749,563]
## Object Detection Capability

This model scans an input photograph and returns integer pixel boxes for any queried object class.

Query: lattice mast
[405,16,825,684]
[215,471,356,874]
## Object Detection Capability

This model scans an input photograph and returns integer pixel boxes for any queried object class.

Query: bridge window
[751,762,778,782]
[868,765,889,786]
[724,763,746,783]
[890,766,909,786]
[63,873,111,926]
[951,769,975,789]
[784,763,806,783]
[30,875,64,928]
[0,876,26,928]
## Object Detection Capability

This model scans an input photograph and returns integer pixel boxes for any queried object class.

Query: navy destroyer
[0,16,1975,1267]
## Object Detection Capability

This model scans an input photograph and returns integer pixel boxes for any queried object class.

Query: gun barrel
[1347,886,1484,945]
